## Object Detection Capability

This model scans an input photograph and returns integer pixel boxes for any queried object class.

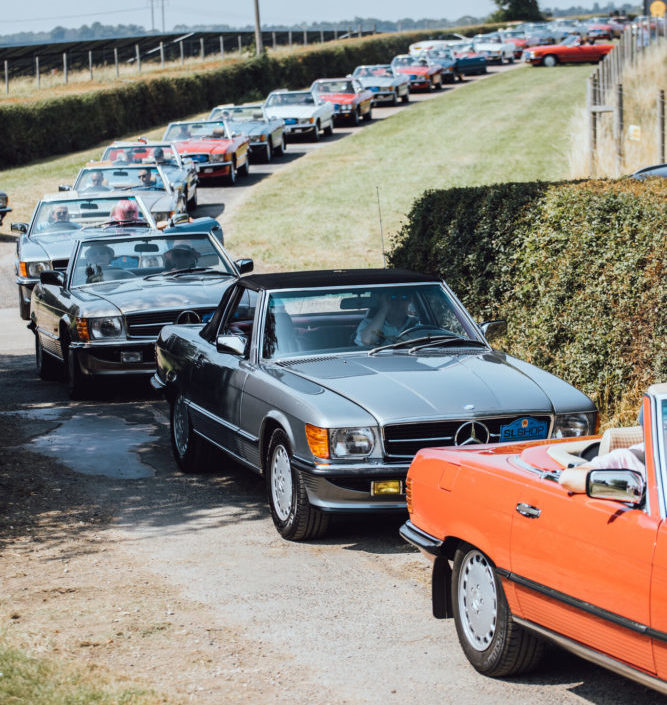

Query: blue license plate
[370,86,380,92]
[499,417,548,442]
[284,118,297,125]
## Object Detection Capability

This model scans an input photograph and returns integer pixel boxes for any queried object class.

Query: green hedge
[1,24,504,168]
[388,179,667,422]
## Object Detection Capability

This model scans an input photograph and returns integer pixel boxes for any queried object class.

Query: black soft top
[239,269,435,291]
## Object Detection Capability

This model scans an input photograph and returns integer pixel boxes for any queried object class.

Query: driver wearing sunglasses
[354,289,418,347]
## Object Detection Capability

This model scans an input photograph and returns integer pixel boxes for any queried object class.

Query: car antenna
[376,186,387,268]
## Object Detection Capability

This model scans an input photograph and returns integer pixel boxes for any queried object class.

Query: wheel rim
[173,396,190,457]
[458,550,497,651]
[35,336,42,371]
[271,444,293,521]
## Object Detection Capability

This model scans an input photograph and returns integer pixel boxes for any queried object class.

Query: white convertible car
[263,89,335,142]
[471,33,516,63]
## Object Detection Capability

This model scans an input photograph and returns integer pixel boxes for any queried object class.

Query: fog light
[121,351,142,363]
[371,480,402,496]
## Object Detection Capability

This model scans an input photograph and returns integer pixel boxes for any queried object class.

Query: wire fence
[587,17,667,175]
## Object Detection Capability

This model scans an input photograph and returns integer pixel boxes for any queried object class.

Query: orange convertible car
[401,383,667,695]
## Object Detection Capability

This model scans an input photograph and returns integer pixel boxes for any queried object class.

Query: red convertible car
[163,120,250,185]
[524,35,614,66]
[310,78,374,125]
[401,383,667,695]
[391,54,443,91]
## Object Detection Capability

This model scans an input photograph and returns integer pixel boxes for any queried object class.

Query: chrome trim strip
[512,617,667,695]
[497,567,667,642]
[187,399,258,444]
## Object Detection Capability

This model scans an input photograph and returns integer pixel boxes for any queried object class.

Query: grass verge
[0,637,168,705]
[228,64,591,271]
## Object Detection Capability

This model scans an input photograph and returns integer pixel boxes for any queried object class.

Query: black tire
[18,289,30,320]
[35,334,61,381]
[452,544,544,677]
[66,347,90,400]
[226,161,237,185]
[508,55,515,64]
[263,143,272,163]
[402,91,410,104]
[363,106,372,122]
[434,77,443,90]
[238,157,249,177]
[323,121,333,137]
[266,429,330,541]
[311,122,321,142]
[274,134,286,155]
[170,393,210,474]
[186,188,198,213]
[390,91,398,106]
[352,109,360,126]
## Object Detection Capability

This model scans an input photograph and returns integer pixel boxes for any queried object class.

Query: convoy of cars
[7,21,665,694]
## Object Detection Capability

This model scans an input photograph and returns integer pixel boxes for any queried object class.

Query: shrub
[389,178,667,422]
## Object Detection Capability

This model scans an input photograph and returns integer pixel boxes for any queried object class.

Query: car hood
[228,120,269,137]
[358,76,398,87]
[319,93,358,103]
[176,139,231,154]
[73,275,233,314]
[265,106,317,119]
[279,350,592,423]
[394,65,431,75]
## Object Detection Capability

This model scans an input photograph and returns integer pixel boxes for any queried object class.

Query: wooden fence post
[201,37,205,60]
[615,83,624,176]
[113,47,119,77]
[160,41,165,67]
[587,76,596,177]
[659,89,666,163]
[89,50,93,80]
[303,28,307,45]
[4,60,8,95]
[272,31,276,49]
[63,52,68,84]
[35,55,40,89]
[136,44,141,72]
[334,29,338,40]
[237,34,242,53]
[180,40,184,64]
[320,29,324,43]
[220,36,224,60]
[288,30,292,49]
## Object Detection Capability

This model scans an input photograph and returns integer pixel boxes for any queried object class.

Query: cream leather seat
[597,426,643,456]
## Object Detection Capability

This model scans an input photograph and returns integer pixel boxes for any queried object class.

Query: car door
[510,467,658,673]
[187,285,258,456]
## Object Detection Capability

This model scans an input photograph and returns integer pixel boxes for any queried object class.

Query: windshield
[209,105,264,121]
[101,144,179,166]
[562,35,581,46]
[262,284,478,359]
[164,121,230,140]
[31,196,149,234]
[428,50,454,61]
[265,92,315,107]
[313,80,355,93]
[70,233,234,287]
[392,56,425,67]
[354,65,393,78]
[74,166,166,192]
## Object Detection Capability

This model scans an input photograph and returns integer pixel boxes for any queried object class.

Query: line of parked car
[6,24,667,696]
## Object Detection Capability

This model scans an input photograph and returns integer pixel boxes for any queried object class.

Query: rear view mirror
[39,270,65,287]
[11,222,28,234]
[58,185,72,192]
[235,258,254,274]
[480,319,507,342]
[586,469,644,506]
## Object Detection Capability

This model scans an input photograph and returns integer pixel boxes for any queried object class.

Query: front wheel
[238,157,249,177]
[266,429,330,541]
[452,545,544,677]
[263,143,272,163]
[18,289,30,320]
[311,121,321,142]
[170,394,210,473]
[274,134,286,155]
[226,161,237,185]
[363,106,372,122]
[35,334,61,381]
[402,91,410,104]
[323,121,333,137]
[542,55,558,68]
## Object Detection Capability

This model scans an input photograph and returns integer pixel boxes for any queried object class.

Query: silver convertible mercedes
[152,269,597,541]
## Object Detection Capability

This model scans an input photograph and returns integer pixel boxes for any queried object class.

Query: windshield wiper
[85,219,150,229]
[408,337,487,353]
[144,267,232,279]
[369,335,485,356]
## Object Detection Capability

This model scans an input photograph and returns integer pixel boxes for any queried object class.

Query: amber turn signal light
[74,317,90,342]
[305,424,329,459]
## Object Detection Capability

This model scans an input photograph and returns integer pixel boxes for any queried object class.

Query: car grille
[383,415,552,458]
[125,308,215,338]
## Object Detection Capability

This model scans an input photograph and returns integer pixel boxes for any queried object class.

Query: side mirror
[58,185,72,192]
[169,212,190,226]
[480,319,507,343]
[11,222,28,234]
[216,334,247,356]
[39,270,65,287]
[235,258,254,274]
[586,469,644,505]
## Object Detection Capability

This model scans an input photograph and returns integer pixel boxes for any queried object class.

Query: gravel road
[0,64,660,704]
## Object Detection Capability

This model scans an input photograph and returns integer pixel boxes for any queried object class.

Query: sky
[3,1,605,34]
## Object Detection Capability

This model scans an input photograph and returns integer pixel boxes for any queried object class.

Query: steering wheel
[395,325,454,342]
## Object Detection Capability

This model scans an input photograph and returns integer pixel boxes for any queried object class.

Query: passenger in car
[354,290,418,346]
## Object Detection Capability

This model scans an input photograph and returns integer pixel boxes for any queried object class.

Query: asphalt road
[1,63,660,703]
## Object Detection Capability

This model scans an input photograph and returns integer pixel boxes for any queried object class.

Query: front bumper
[283,123,317,136]
[399,520,443,556]
[194,160,233,178]
[292,456,410,512]
[71,341,156,377]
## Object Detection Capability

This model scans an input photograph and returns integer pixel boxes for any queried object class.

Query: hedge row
[1,23,504,168]
[388,179,667,421]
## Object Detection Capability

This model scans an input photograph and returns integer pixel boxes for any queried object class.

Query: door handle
[516,503,541,518]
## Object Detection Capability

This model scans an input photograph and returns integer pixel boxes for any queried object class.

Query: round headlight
[28,261,50,278]
[330,427,375,458]
[90,316,124,339]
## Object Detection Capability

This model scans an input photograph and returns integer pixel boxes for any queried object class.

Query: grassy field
[0,639,168,705]
[227,64,592,271]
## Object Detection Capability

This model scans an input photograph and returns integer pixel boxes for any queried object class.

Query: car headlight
[299,118,314,125]
[305,424,378,459]
[89,316,125,340]
[552,412,597,438]
[210,153,224,162]
[27,261,50,278]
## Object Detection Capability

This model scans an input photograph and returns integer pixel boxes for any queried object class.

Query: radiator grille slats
[125,308,214,338]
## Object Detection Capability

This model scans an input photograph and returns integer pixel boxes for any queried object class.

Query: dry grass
[569,41,667,178]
